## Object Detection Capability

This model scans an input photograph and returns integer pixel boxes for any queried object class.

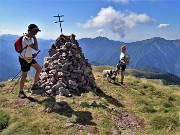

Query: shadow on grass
[27,97,39,102]
[27,96,96,126]
[52,101,96,126]
[93,87,124,108]
[113,82,122,86]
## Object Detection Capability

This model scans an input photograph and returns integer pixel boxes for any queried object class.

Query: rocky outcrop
[38,34,96,99]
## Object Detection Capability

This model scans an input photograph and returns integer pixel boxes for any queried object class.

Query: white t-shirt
[120,53,125,63]
[20,36,33,58]
[120,53,129,63]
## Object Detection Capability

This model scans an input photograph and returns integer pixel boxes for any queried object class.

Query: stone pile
[38,34,97,98]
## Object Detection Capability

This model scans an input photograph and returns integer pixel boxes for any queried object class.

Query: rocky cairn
[38,34,97,98]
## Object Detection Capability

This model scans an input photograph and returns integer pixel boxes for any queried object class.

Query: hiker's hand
[121,62,126,65]
[32,53,37,58]
[31,34,36,39]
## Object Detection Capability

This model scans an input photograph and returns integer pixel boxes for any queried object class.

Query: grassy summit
[0,66,179,135]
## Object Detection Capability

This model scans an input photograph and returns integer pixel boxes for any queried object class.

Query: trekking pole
[11,75,22,92]
[32,50,41,58]
[11,70,21,81]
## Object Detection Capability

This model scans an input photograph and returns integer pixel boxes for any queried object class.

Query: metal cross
[54,14,64,34]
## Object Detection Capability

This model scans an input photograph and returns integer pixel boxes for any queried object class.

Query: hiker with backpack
[116,45,130,85]
[16,24,42,98]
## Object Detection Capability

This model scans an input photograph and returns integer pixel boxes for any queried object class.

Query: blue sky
[0,0,180,42]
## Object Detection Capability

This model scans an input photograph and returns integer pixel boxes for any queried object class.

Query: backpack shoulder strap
[21,36,28,49]
[20,36,28,57]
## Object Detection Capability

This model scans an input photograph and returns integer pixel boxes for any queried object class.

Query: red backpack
[14,36,23,53]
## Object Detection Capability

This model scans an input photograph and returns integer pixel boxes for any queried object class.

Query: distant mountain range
[79,36,180,78]
[0,34,180,84]
[130,66,180,85]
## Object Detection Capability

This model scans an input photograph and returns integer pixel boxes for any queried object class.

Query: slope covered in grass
[0,66,179,135]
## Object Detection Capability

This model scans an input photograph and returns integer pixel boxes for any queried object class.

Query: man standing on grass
[18,24,42,98]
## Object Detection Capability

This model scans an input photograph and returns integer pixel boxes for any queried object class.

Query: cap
[28,24,41,32]
[71,34,76,37]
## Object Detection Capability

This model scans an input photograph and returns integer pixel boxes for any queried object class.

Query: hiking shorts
[120,64,126,71]
[19,56,37,72]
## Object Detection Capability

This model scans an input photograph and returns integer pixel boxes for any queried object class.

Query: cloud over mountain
[78,6,153,38]
[157,24,170,28]
[95,29,106,34]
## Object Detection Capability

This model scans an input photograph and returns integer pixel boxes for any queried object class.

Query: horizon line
[0,33,180,43]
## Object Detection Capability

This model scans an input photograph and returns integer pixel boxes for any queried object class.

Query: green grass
[0,67,180,135]
[0,109,10,131]
[150,114,179,131]
[92,65,115,73]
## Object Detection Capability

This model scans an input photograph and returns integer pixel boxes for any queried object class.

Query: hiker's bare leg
[32,63,41,85]
[20,72,28,91]
[121,70,124,83]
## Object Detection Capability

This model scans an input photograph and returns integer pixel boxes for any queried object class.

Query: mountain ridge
[78,36,180,78]
[0,34,180,82]
[1,34,179,43]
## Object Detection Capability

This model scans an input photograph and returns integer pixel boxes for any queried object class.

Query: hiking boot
[18,91,27,98]
[121,82,124,85]
[31,84,42,90]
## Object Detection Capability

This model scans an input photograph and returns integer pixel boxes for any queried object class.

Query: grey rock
[68,80,78,89]
[62,52,67,57]
[45,86,51,90]
[59,87,71,96]
[51,52,60,58]
[46,89,53,94]
[51,85,57,92]
[38,34,96,98]
[44,61,49,68]
[40,72,48,80]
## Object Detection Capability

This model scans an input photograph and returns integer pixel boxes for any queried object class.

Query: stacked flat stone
[38,34,96,98]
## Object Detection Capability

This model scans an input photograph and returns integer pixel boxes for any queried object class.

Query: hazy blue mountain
[79,36,123,66]
[136,65,166,73]
[129,67,180,85]
[79,37,180,78]
[0,34,19,41]
[0,51,20,81]
[0,34,180,82]
[126,37,180,77]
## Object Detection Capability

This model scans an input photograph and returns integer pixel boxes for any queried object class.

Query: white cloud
[108,0,130,4]
[96,29,106,34]
[77,6,121,28]
[78,6,153,38]
[157,24,170,28]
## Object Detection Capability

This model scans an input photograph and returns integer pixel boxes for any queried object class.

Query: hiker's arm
[29,36,38,51]
[120,60,126,65]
